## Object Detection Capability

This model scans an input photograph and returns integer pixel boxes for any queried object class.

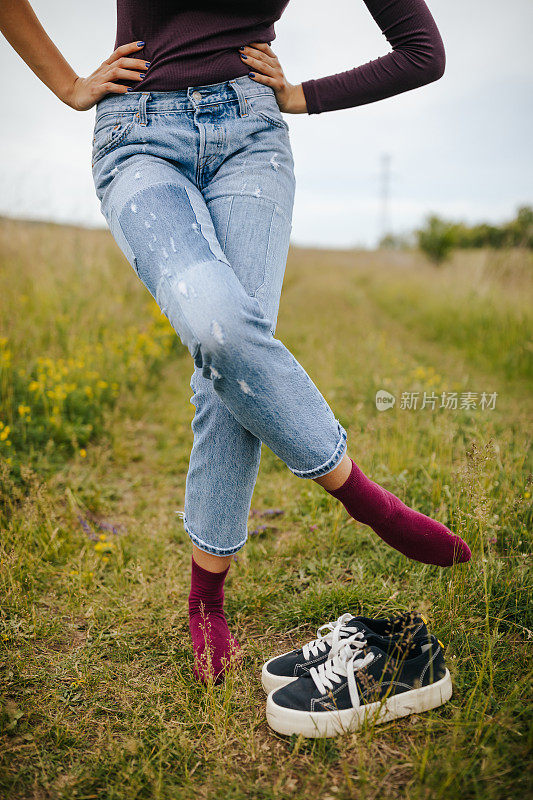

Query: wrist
[288,83,307,114]
[59,75,81,109]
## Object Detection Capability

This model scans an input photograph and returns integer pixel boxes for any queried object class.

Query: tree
[504,205,533,248]
[416,215,456,265]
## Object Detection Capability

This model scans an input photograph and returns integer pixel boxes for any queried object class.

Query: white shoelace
[301,613,364,661]
[309,636,376,709]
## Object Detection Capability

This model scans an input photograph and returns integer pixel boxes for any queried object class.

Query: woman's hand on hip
[239,42,307,114]
[66,41,149,110]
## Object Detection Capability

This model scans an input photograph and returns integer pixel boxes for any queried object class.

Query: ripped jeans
[91,75,347,556]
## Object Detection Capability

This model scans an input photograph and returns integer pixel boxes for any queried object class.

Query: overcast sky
[0,0,531,247]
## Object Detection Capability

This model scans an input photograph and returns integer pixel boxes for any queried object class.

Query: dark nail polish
[127,87,133,92]
[239,46,245,51]
[137,41,145,47]
[241,54,247,59]
[145,62,151,68]
[139,73,145,78]
[249,72,255,78]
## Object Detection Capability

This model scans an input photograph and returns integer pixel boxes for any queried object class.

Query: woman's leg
[184,133,296,680]
[317,453,471,566]
[199,86,471,570]
[188,546,237,684]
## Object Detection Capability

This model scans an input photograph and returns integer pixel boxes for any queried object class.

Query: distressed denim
[91,75,347,556]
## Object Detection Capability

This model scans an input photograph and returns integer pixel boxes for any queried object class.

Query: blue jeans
[91,75,347,556]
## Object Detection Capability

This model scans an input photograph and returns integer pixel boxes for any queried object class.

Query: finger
[244,48,278,67]
[104,66,145,83]
[248,72,277,89]
[243,44,277,65]
[248,42,277,59]
[106,40,145,65]
[115,57,151,71]
[241,55,278,79]
[99,82,131,97]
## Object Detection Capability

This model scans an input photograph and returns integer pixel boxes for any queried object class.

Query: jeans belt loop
[229,79,248,118]
[138,92,150,126]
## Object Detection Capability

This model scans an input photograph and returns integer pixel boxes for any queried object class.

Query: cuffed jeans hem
[289,422,348,479]
[183,516,248,557]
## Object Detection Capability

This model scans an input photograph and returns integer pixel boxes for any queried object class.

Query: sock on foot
[188,556,240,684]
[328,458,471,567]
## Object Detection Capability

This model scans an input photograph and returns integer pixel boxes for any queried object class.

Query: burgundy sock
[188,556,240,684]
[328,458,471,567]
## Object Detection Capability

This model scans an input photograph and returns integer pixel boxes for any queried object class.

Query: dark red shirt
[114,1,445,114]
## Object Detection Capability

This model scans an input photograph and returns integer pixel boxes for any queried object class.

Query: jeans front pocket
[247,92,290,132]
[91,112,136,166]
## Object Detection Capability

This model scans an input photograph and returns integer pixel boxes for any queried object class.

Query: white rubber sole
[266,669,453,738]
[261,658,298,694]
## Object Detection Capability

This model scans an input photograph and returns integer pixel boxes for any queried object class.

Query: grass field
[0,216,531,799]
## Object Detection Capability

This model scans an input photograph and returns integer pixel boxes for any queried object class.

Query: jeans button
[192,90,202,102]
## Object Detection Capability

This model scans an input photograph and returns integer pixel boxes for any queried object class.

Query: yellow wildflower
[94,541,114,553]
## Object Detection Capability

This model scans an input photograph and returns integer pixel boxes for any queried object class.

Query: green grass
[0,219,531,799]
[358,247,533,383]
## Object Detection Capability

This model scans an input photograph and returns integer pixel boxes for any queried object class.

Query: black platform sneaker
[266,633,451,738]
[261,611,428,694]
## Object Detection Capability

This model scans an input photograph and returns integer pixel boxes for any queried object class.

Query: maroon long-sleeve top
[114,1,445,114]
